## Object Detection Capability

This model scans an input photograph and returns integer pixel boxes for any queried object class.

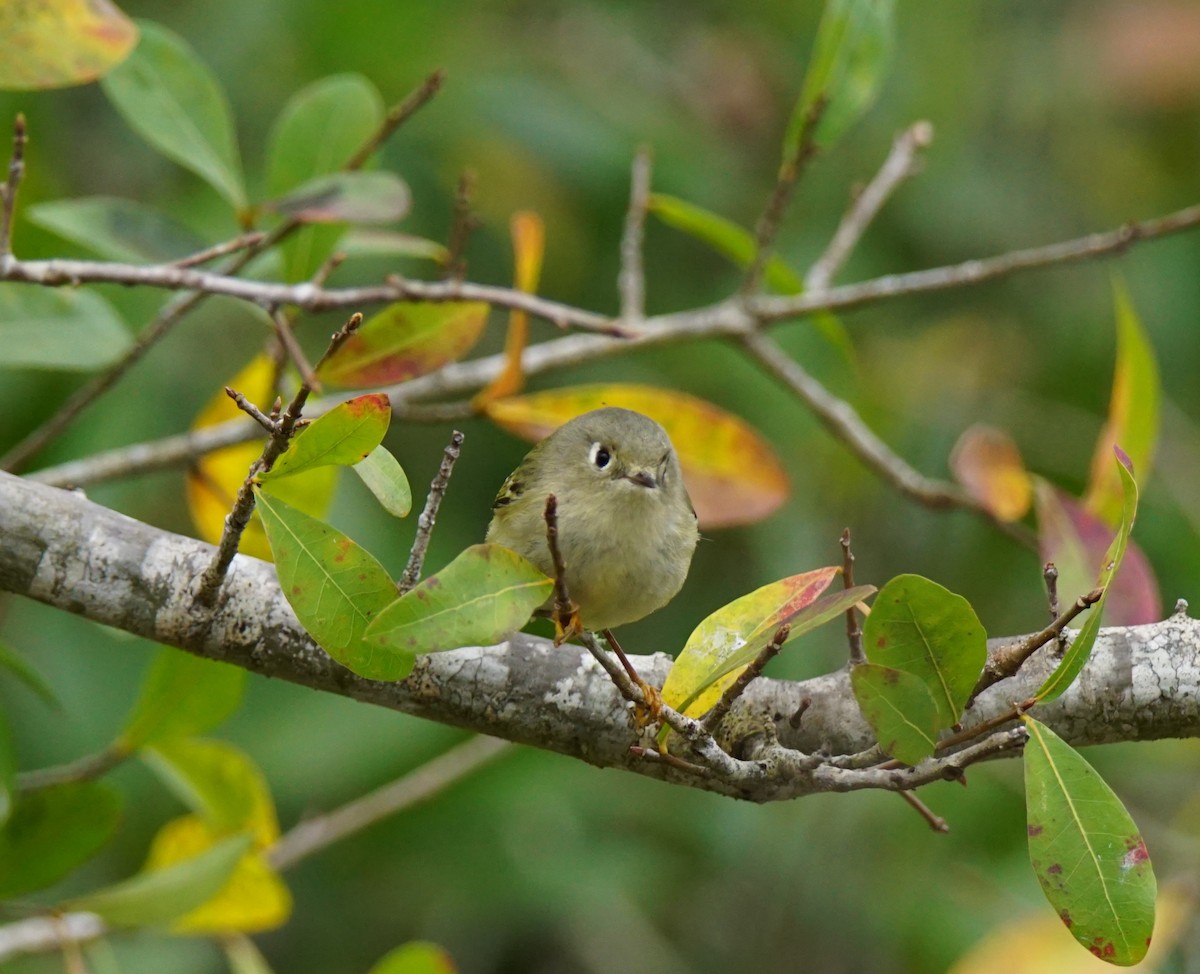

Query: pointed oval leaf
[485,385,790,529]
[253,488,402,681]
[662,567,874,716]
[791,0,896,152]
[1023,716,1156,965]
[266,171,411,225]
[365,544,553,666]
[949,424,1033,522]
[340,230,449,264]
[0,781,121,897]
[1038,453,1142,702]
[316,301,490,389]
[63,832,253,928]
[186,354,336,561]
[353,445,412,518]
[862,574,986,731]
[101,21,246,210]
[144,737,278,846]
[118,648,246,752]
[368,942,458,974]
[0,0,137,90]
[0,284,131,371]
[142,816,290,933]
[850,663,940,766]
[259,394,391,481]
[1084,280,1160,526]
[27,196,207,263]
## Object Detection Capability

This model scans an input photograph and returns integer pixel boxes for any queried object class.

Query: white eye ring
[589,442,612,469]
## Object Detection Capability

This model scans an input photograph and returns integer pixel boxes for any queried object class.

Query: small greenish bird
[486,407,699,633]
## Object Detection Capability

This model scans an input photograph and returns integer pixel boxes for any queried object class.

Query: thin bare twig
[269,734,509,871]
[344,69,445,172]
[741,96,826,296]
[701,624,790,734]
[841,529,865,665]
[543,495,575,629]
[225,386,276,433]
[0,114,26,259]
[443,170,477,282]
[898,790,950,833]
[398,430,465,593]
[15,746,124,791]
[170,232,266,269]
[1044,562,1060,621]
[806,121,933,291]
[618,147,652,322]
[269,308,318,391]
[937,700,1035,753]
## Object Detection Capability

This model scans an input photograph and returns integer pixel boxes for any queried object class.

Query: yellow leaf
[186,354,335,561]
[484,384,789,529]
[0,0,137,90]
[949,424,1032,522]
[145,815,291,934]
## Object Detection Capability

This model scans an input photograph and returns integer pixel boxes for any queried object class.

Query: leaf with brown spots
[849,663,939,765]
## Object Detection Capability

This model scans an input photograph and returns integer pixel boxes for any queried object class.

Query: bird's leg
[602,628,663,729]
[552,602,584,646]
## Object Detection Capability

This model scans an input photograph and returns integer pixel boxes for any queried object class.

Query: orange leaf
[186,354,335,560]
[484,384,789,529]
[949,424,1032,521]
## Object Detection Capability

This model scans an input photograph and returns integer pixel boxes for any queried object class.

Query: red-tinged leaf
[663,568,875,717]
[315,301,490,389]
[1035,481,1158,630]
[850,663,940,766]
[484,384,789,529]
[862,574,987,731]
[365,544,553,666]
[1023,716,1156,966]
[260,394,391,481]
[265,171,411,225]
[253,489,402,681]
[1084,279,1160,526]
[1037,453,1143,703]
[0,0,137,90]
[949,424,1033,522]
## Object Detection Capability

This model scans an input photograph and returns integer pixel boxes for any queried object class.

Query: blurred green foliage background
[2,1,1199,972]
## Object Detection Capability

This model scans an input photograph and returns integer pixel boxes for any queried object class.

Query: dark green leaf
[253,489,402,680]
[101,21,246,210]
[0,781,122,897]
[27,196,207,263]
[260,394,391,482]
[353,445,412,518]
[266,171,411,225]
[0,284,131,371]
[63,832,253,928]
[862,574,986,731]
[1023,716,1155,965]
[850,663,939,766]
[118,648,247,752]
[365,544,553,666]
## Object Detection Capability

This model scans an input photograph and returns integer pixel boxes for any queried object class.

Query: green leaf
[0,0,137,90]
[117,648,247,752]
[0,641,59,706]
[368,942,458,974]
[0,284,131,371]
[341,230,449,264]
[266,171,411,225]
[353,445,412,518]
[1084,279,1160,525]
[1023,716,1155,965]
[63,832,253,928]
[662,568,875,717]
[790,0,896,153]
[265,73,384,283]
[315,301,490,389]
[260,394,391,481]
[143,738,277,844]
[0,713,14,828]
[1037,452,1139,703]
[253,489,402,681]
[101,21,246,210]
[0,781,122,897]
[861,574,986,731]
[27,196,207,263]
[849,663,939,766]
[365,545,553,667]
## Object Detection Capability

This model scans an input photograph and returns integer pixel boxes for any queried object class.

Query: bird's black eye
[589,442,612,469]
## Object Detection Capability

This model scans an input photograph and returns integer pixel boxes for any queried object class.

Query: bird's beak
[625,470,657,489]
